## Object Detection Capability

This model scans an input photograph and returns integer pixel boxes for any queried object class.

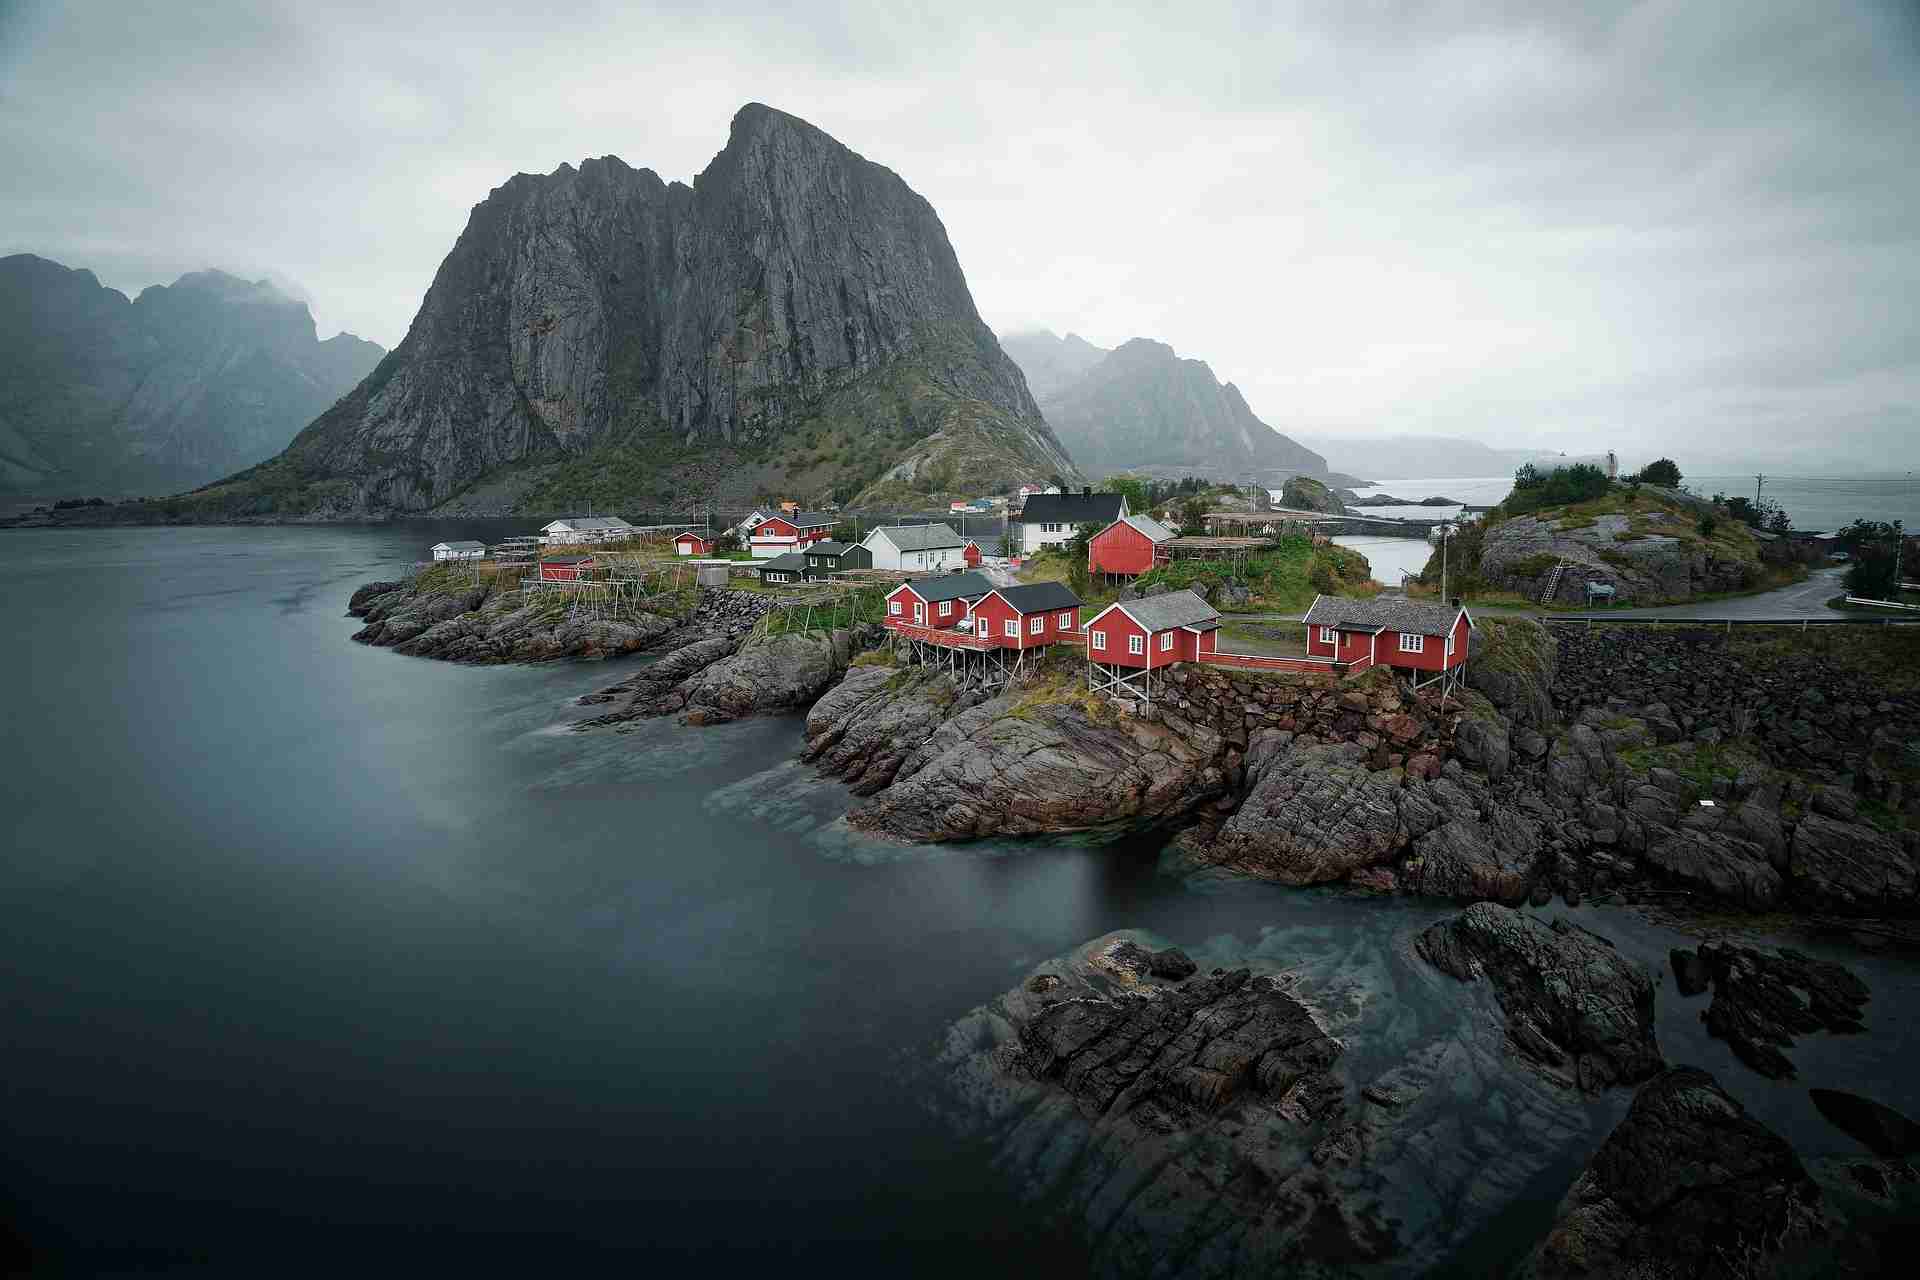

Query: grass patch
[1131,536,1374,612]
[1729,625,1920,694]
[1616,741,1762,793]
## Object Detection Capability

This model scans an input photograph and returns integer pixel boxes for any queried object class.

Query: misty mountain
[181,104,1074,518]
[999,330,1106,401]
[1005,332,1325,482]
[1297,434,1589,482]
[0,256,384,495]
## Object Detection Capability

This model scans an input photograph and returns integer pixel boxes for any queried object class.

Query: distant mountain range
[0,255,383,495]
[154,103,1074,520]
[1002,331,1325,483]
[1296,434,1609,483]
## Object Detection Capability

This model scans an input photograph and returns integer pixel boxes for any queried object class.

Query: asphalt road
[1232,567,1870,624]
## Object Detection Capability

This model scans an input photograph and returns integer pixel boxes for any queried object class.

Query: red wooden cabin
[750,511,838,557]
[965,583,1082,649]
[1088,514,1177,580]
[539,556,596,581]
[1303,596,1472,686]
[673,531,715,556]
[882,571,995,631]
[962,540,983,567]
[1083,590,1222,668]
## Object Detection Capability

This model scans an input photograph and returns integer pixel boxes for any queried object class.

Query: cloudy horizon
[4,0,1916,470]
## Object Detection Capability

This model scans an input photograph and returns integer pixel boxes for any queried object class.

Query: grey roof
[1304,595,1467,638]
[549,516,632,530]
[1115,589,1221,632]
[868,522,964,551]
[784,510,840,529]
[433,540,486,552]
[900,570,994,604]
[1116,513,1176,542]
[990,582,1084,613]
[759,552,810,572]
[809,541,863,556]
[1020,493,1125,525]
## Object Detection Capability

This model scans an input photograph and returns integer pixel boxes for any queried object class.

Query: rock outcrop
[1519,1067,1823,1278]
[1669,942,1869,1079]
[0,255,382,496]
[1417,905,1662,1092]
[349,572,675,662]
[945,932,1393,1275]
[1004,333,1324,482]
[1476,491,1766,606]
[1278,475,1345,514]
[170,104,1074,518]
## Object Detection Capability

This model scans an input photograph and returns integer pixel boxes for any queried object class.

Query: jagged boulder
[803,664,991,794]
[1788,813,1917,914]
[678,629,856,724]
[1519,1067,1822,1278]
[1693,943,1869,1079]
[846,691,1226,841]
[1198,738,1433,882]
[1417,904,1662,1093]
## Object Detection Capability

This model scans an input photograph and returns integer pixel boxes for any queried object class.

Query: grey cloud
[0,0,1915,471]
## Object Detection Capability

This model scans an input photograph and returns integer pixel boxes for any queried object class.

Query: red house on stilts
[1082,589,1222,710]
[1302,596,1473,690]
[1087,514,1177,583]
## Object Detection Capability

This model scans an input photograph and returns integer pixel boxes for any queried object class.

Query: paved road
[1229,567,1860,625]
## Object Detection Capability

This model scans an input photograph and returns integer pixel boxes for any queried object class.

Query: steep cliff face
[1004,333,1324,483]
[0,256,383,494]
[191,104,1073,517]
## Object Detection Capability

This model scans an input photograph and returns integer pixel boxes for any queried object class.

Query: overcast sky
[3,0,1916,468]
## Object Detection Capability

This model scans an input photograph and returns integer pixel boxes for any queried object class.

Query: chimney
[1082,485,1092,497]
[1451,596,1462,609]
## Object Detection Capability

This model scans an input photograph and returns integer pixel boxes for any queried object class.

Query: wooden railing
[1199,650,1343,674]
[883,620,995,650]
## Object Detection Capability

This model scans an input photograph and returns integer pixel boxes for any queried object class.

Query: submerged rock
[1519,1066,1823,1278]
[1696,942,1868,1080]
[1809,1088,1920,1158]
[1416,904,1662,1093]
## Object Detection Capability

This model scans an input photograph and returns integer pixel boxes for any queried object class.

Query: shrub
[1697,514,1717,537]
[1641,458,1682,487]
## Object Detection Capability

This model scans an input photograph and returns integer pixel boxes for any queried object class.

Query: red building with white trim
[962,540,983,568]
[1082,590,1222,708]
[673,531,715,556]
[750,511,839,558]
[1302,596,1472,687]
[883,571,995,632]
[1088,514,1177,581]
[965,583,1082,650]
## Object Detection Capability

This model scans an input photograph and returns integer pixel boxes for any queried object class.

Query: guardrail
[1539,614,1916,629]
[1844,596,1920,611]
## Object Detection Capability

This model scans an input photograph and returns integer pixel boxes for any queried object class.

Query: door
[913,602,926,625]
[976,616,989,638]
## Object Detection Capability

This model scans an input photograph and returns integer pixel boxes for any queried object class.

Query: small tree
[1641,458,1683,487]
[1840,519,1902,599]
[1696,513,1718,537]
[1178,497,1210,535]
[1103,473,1147,512]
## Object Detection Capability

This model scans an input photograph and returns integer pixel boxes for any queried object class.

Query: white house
[430,540,487,561]
[541,516,635,546]
[1016,492,1128,554]
[861,523,968,571]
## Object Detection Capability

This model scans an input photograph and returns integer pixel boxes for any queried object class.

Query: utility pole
[1755,473,1764,507]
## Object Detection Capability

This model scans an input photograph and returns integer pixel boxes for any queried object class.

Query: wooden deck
[883,620,996,651]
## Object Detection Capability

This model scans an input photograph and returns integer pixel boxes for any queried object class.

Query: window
[1057,612,1072,629]
[1319,626,1337,646]
[1091,630,1107,651]
[1004,619,1018,638]
[1446,633,1454,657]
[1029,616,1043,634]
[1128,634,1145,655]
[1159,632,1173,652]
[939,600,951,617]
[889,601,901,615]
[1400,632,1424,653]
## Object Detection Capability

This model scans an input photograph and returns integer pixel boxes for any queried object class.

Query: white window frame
[939,600,952,617]
[1400,632,1424,653]
[1319,626,1337,646]
[1128,634,1145,656]
[1004,619,1018,638]
[1057,611,1072,629]
[1159,632,1173,652]
[914,602,926,625]
[1029,616,1043,635]
[889,600,901,616]
[1091,630,1107,651]
[976,617,989,637]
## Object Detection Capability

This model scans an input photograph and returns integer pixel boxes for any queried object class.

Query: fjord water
[4,526,1917,1274]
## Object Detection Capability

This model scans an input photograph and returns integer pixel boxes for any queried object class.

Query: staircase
[1540,559,1569,605]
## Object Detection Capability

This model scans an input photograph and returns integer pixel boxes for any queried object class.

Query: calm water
[4,525,1916,1274]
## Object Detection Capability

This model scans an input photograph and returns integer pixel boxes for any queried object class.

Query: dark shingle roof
[759,552,809,572]
[1304,595,1466,638]
[991,582,1083,613]
[1020,493,1125,525]
[901,570,994,604]
[786,511,839,528]
[1115,589,1220,632]
[809,541,854,555]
